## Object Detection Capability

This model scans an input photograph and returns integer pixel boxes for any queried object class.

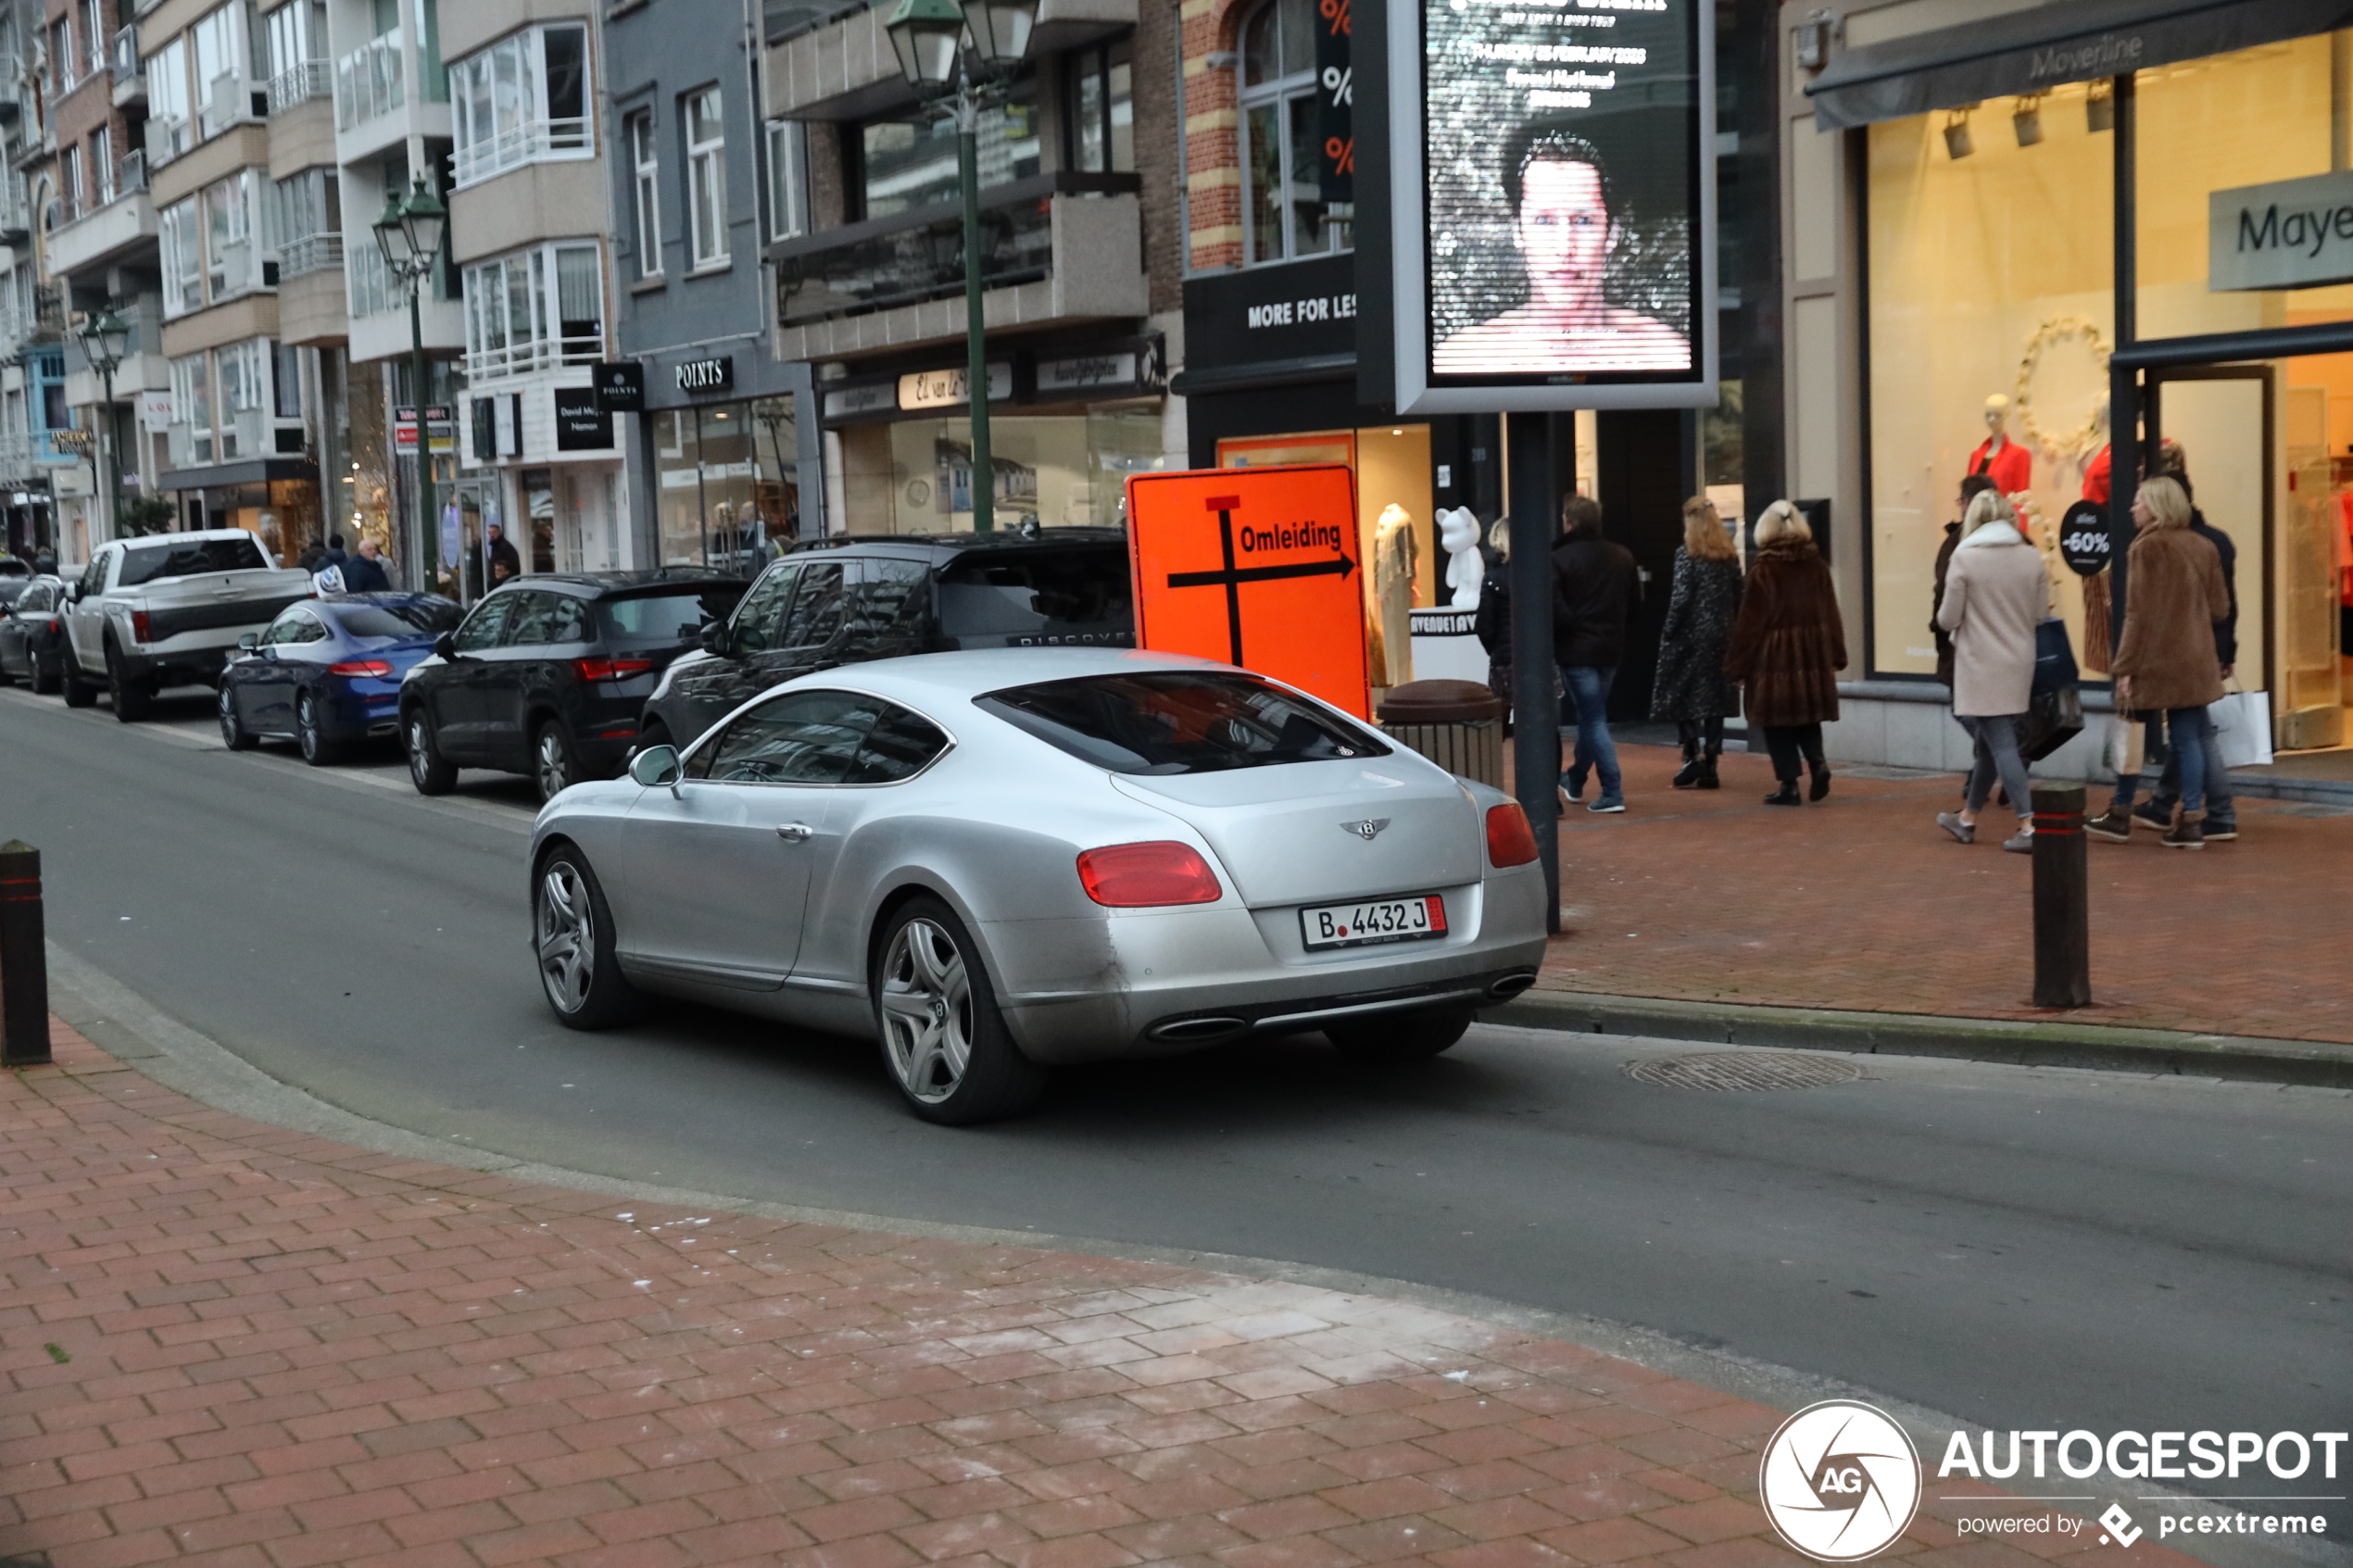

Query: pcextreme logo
[1759,1400,1924,1562]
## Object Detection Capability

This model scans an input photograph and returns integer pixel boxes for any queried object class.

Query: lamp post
[884,0,1035,534]
[373,177,448,588]
[75,304,129,543]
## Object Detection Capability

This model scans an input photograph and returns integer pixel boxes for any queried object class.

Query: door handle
[774,822,814,842]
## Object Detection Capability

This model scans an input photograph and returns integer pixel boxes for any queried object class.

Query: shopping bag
[2210,687,2272,770]
[2100,712,2144,778]
[2019,684,2083,763]
[2031,618,2080,694]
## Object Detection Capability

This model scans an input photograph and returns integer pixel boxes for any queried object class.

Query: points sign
[1126,465,1371,719]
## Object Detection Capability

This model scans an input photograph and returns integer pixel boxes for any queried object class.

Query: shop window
[855,74,1038,220]
[449,24,592,189]
[462,241,604,380]
[1065,44,1133,175]
[766,119,808,243]
[631,112,661,276]
[1237,0,1348,265]
[686,86,728,269]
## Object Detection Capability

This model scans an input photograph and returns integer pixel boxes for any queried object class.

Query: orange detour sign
[1125,463,1371,718]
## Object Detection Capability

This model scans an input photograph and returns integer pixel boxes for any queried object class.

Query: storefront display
[654,395,800,570]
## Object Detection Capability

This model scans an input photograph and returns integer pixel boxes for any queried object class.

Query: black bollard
[2029,784,2091,1009]
[1,840,49,1067]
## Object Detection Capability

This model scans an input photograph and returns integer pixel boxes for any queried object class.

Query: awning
[1805,0,2353,131]
[157,458,320,492]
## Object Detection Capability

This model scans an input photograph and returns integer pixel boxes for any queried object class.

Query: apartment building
[0,0,74,558]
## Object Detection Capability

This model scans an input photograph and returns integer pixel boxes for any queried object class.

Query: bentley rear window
[977,671,1388,775]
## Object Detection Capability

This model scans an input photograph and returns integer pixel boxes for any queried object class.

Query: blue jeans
[1557,665,1621,798]
[2113,707,2220,817]
[1959,713,2032,819]
[2151,712,2233,821]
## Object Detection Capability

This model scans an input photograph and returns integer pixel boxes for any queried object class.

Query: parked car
[0,556,30,577]
[637,530,1134,753]
[218,594,464,764]
[0,575,66,693]
[58,531,313,720]
[401,570,749,803]
[529,650,1550,1124]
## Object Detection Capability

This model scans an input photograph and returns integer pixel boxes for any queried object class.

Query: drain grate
[1625,1051,1866,1091]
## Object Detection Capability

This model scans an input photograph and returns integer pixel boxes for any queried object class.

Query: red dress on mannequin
[2081,445,2109,505]
[1969,435,2032,495]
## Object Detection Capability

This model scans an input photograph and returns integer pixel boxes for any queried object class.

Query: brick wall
[1178,0,1246,273]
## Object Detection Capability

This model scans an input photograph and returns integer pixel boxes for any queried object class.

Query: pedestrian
[1932,474,2001,691]
[484,522,522,584]
[1648,496,1743,789]
[33,546,55,575]
[341,537,391,592]
[323,533,348,570]
[2087,475,2231,848]
[296,538,327,572]
[2122,465,2239,841]
[1931,490,2050,852]
[1722,500,1845,806]
[1550,493,1640,814]
[1473,517,1514,723]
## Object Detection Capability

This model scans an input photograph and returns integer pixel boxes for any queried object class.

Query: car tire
[533,845,649,1029]
[872,897,1046,1125]
[105,640,151,722]
[61,644,96,707]
[218,683,257,750]
[532,720,578,804]
[0,652,14,686]
[31,650,61,696]
[406,709,458,795]
[296,690,343,766]
[1325,1004,1476,1063]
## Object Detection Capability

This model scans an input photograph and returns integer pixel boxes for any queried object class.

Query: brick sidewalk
[2,1022,2199,1568]
[1528,744,2353,1044]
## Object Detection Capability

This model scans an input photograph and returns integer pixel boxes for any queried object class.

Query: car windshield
[976,671,1390,775]
[0,578,28,606]
[936,548,1131,640]
[333,601,463,640]
[118,536,271,584]
[602,585,747,646]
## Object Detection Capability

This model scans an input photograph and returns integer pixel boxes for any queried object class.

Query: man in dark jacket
[2135,470,2238,838]
[340,537,392,592]
[484,522,522,584]
[1551,493,1641,812]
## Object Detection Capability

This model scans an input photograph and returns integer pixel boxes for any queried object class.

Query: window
[462,241,604,379]
[273,342,302,420]
[260,607,324,645]
[1065,44,1132,175]
[934,547,1132,640]
[725,562,799,656]
[217,339,267,458]
[840,559,930,660]
[146,38,191,158]
[120,535,271,584]
[857,75,1038,219]
[57,145,82,223]
[1237,0,1349,264]
[505,591,590,645]
[686,87,726,268]
[765,119,807,243]
[80,0,102,79]
[451,593,514,653]
[332,600,463,638]
[775,561,851,650]
[265,0,327,107]
[449,25,591,188]
[849,705,950,784]
[204,174,259,300]
[160,199,202,317]
[92,129,112,206]
[50,20,71,91]
[599,586,741,646]
[630,112,661,277]
[688,688,881,784]
[274,169,341,276]
[978,671,1390,774]
[191,4,247,135]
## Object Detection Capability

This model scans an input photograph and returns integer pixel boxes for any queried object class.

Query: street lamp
[885,0,1037,533]
[374,177,448,589]
[75,304,129,544]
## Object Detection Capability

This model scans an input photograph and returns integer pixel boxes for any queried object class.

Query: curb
[1484,988,2353,1088]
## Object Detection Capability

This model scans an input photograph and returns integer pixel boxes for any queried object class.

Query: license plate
[1300,895,1447,950]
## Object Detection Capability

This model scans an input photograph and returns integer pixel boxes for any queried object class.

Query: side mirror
[236,633,258,653]
[433,632,457,659]
[628,744,682,790]
[60,583,79,604]
[700,620,733,657]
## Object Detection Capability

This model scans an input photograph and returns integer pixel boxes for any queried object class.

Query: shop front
[817,335,1168,536]
[1791,2,2353,778]
[630,352,823,574]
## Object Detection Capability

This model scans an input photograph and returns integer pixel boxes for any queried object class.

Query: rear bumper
[116,644,234,687]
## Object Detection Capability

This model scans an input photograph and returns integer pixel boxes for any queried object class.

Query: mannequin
[1969,394,2032,496]
[1436,506,1483,608]
[1372,503,1419,686]
[2081,397,2111,505]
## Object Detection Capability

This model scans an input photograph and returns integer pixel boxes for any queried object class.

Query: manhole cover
[1625,1051,1866,1091]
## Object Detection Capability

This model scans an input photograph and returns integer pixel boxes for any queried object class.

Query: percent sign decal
[1321,64,1352,105]
[1320,0,1350,36]
[1325,135,1356,174]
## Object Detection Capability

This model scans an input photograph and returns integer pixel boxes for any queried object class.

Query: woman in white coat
[1933,490,2052,852]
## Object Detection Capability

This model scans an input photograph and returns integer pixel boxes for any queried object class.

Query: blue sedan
[220,594,463,764]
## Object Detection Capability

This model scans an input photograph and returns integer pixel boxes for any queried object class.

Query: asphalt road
[4,684,2348,1546]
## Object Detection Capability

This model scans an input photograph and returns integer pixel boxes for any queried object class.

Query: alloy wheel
[879,918,973,1103]
[535,729,573,800]
[296,695,320,761]
[218,684,243,747]
[536,862,595,1014]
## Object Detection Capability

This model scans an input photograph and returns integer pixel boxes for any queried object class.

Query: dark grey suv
[636,530,1134,752]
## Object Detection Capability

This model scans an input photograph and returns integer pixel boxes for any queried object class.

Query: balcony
[268,58,331,116]
[145,114,189,169]
[42,182,158,277]
[280,232,343,280]
[451,116,591,190]
[335,31,405,132]
[199,71,263,139]
[765,0,1131,120]
[111,26,143,106]
[769,172,1143,361]
[463,327,604,382]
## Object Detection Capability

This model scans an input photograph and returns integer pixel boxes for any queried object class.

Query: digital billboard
[1387,0,1717,411]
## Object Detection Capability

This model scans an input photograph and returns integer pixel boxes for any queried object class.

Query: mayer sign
[1386,0,1717,411]
[2210,169,2353,292]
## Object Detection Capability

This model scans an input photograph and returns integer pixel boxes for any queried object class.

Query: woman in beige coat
[1932,490,2052,851]
[2099,475,2232,848]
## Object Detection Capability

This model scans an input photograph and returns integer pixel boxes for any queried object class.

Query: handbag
[2020,684,2084,762]
[2031,618,2080,694]
[2210,685,2272,770]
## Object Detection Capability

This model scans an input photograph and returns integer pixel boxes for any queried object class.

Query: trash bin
[1377,680,1504,788]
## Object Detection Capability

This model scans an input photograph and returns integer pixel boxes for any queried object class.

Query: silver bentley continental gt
[528,649,1550,1123]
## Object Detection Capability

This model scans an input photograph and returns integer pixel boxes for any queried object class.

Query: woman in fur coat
[1722,501,1846,806]
[2100,475,2231,848]
[1649,497,1743,789]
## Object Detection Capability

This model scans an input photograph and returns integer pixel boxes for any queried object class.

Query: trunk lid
[1112,757,1481,906]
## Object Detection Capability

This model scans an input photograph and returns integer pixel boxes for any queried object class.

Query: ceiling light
[2011,94,2043,147]
[1943,107,1975,160]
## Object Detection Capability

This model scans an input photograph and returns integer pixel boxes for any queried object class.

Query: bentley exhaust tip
[1148,1016,1248,1044]
[1485,972,1537,1000]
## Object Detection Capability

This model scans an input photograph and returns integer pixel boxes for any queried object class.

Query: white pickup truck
[59,531,314,721]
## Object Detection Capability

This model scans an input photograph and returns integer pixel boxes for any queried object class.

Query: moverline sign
[2209,169,2353,293]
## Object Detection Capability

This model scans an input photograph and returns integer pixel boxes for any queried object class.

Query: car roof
[485,569,746,598]
[116,529,261,546]
[783,529,1126,561]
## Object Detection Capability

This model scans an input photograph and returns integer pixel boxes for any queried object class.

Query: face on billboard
[1417,0,1703,390]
